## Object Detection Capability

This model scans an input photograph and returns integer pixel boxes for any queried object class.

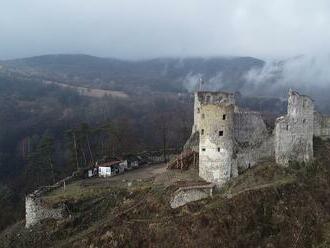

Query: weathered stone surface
[25,194,66,228]
[235,135,274,172]
[198,93,235,187]
[314,111,330,139]
[234,110,269,146]
[193,91,235,133]
[170,184,214,208]
[234,109,274,171]
[275,90,314,166]
[195,91,273,187]
[183,131,199,152]
[190,89,320,187]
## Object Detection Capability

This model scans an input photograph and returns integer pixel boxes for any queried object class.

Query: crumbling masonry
[275,91,314,165]
[186,89,330,187]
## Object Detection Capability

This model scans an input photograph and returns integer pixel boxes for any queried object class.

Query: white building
[97,160,124,177]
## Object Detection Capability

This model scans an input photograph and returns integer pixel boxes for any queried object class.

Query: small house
[122,154,142,169]
[97,160,124,177]
[80,167,97,179]
[119,160,130,171]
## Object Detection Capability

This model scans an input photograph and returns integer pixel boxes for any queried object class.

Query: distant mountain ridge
[2,54,265,93]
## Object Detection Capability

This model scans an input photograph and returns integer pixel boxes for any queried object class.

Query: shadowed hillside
[1,55,264,93]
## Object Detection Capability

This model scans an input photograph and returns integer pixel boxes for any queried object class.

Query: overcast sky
[1,0,330,60]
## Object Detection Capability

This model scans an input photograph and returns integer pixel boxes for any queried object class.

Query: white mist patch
[183,72,203,92]
[243,54,330,96]
[183,72,225,92]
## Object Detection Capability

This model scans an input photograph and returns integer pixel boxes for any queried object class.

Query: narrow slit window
[197,108,200,113]
[202,148,206,152]
[219,131,224,136]
[217,148,220,152]
[286,125,289,131]
[223,114,226,120]
[201,129,204,135]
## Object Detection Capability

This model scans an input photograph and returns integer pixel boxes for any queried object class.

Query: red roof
[97,160,121,167]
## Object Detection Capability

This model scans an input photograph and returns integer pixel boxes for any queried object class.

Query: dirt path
[107,163,168,181]
[80,163,168,187]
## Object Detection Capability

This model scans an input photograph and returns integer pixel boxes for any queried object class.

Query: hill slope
[1,54,265,93]
[2,138,330,248]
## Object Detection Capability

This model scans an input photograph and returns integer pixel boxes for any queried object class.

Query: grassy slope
[2,138,330,247]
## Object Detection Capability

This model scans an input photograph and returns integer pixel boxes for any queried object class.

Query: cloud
[241,54,330,112]
[243,54,330,94]
[183,72,225,92]
[183,73,203,93]
[181,54,330,111]
[1,0,330,59]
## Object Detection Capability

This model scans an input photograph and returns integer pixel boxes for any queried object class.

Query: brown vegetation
[2,138,330,247]
[167,150,198,170]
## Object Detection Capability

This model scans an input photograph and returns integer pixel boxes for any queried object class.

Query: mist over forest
[2,0,330,246]
[1,52,330,231]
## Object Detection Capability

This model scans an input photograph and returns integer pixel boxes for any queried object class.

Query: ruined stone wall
[314,111,322,137]
[275,90,314,166]
[25,194,66,228]
[192,91,235,133]
[314,111,330,139]
[193,92,201,133]
[234,110,269,145]
[191,89,320,187]
[235,136,274,172]
[183,131,199,152]
[199,99,235,187]
[233,109,274,171]
[170,184,214,208]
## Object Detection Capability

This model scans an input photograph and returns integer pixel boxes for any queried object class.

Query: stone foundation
[170,184,214,208]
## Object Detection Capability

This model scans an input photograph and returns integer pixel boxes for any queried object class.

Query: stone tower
[275,90,314,166]
[198,91,235,186]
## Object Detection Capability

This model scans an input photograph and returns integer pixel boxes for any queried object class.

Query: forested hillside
[0,73,193,230]
[0,55,289,231]
[2,55,264,93]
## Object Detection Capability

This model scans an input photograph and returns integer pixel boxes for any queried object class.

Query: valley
[42,80,128,99]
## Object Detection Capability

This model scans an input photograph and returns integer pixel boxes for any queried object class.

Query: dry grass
[3,139,330,247]
[223,160,295,196]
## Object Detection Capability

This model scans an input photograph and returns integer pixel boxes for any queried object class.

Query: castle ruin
[275,91,314,165]
[186,89,330,187]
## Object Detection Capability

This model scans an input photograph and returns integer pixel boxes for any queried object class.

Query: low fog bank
[184,54,330,114]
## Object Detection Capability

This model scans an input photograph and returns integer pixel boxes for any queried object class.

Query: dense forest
[3,55,264,93]
[0,55,294,231]
[0,73,194,230]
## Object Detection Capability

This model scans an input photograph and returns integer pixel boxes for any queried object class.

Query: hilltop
[2,138,330,248]
[1,54,264,93]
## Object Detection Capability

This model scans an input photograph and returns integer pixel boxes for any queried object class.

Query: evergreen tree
[24,131,56,191]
